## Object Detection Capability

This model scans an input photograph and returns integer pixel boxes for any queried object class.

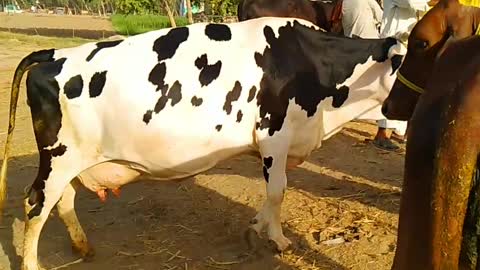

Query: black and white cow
[0,17,403,270]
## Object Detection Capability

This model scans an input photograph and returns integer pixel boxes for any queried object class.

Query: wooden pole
[163,0,176,27]
[186,0,193,24]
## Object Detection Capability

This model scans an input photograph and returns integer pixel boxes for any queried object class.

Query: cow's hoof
[244,227,260,250]
[267,236,292,253]
[72,244,95,261]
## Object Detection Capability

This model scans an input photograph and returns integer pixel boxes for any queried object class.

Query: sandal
[372,138,400,151]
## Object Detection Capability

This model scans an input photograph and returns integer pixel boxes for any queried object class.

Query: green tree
[115,0,155,14]
[193,0,239,16]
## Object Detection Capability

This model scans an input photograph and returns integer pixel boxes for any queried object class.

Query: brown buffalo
[393,35,480,270]
[381,0,480,120]
[237,0,344,33]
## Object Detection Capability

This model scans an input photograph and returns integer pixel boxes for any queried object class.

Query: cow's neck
[300,32,396,139]
[321,57,396,140]
[294,23,396,88]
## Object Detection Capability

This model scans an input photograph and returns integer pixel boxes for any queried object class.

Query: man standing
[370,0,430,151]
[342,0,399,151]
[342,0,383,39]
[380,0,430,37]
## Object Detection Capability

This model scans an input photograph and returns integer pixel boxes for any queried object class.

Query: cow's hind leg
[248,132,291,252]
[23,149,93,270]
[56,180,94,260]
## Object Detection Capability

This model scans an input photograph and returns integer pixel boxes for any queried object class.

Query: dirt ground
[0,13,116,39]
[0,13,113,30]
[0,32,405,270]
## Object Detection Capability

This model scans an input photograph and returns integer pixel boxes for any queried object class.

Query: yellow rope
[459,0,480,7]
[459,0,480,35]
[397,71,425,94]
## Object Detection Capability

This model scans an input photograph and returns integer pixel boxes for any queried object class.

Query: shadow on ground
[0,153,347,270]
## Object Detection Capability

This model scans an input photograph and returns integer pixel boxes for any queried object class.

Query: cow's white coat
[18,17,400,270]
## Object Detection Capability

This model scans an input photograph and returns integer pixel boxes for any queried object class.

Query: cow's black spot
[247,86,257,102]
[205,23,232,41]
[191,96,203,106]
[215,124,222,131]
[64,75,83,99]
[149,62,167,90]
[263,167,269,182]
[154,96,169,113]
[332,86,349,108]
[254,22,396,136]
[143,110,153,124]
[89,71,107,98]
[153,27,189,61]
[28,143,67,219]
[262,156,273,183]
[195,54,207,69]
[223,81,242,114]
[86,40,123,62]
[145,81,183,124]
[263,156,273,168]
[168,81,182,106]
[27,57,66,152]
[195,54,222,87]
[236,110,243,123]
[199,61,221,86]
[26,57,67,218]
[391,54,403,75]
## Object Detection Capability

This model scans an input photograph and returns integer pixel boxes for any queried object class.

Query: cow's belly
[60,78,260,178]
[285,103,325,161]
[95,112,257,179]
[75,127,256,194]
[101,131,254,179]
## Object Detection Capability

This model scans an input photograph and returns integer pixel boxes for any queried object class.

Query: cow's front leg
[249,149,291,251]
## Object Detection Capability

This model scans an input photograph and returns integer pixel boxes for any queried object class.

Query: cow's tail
[0,49,56,219]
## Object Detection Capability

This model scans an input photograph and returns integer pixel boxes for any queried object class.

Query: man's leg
[373,119,400,151]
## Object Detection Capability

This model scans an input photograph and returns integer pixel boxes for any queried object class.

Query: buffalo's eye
[414,39,429,50]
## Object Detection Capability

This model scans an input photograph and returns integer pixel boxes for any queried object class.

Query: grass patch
[111,14,189,35]
[0,31,91,50]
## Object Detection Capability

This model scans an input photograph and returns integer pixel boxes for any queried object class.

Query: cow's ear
[394,31,409,44]
[388,41,407,59]
[390,55,404,75]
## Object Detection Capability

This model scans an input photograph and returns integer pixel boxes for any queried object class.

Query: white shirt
[380,0,429,38]
[342,0,383,38]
